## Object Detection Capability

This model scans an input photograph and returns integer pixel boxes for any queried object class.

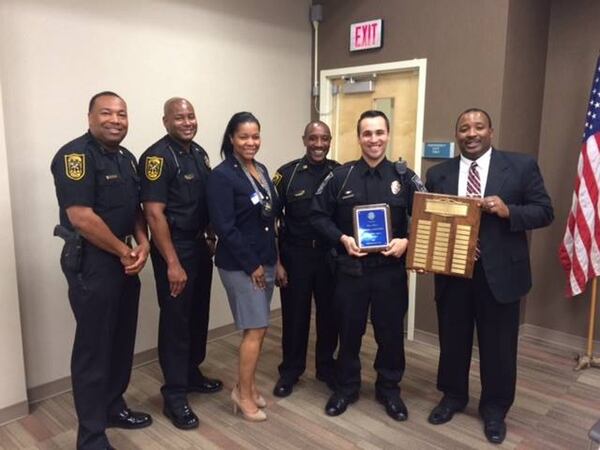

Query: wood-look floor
[2,316,600,449]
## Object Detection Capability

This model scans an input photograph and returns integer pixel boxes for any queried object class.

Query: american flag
[559,54,600,297]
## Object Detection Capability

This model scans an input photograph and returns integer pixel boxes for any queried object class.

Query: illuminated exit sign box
[350,19,383,52]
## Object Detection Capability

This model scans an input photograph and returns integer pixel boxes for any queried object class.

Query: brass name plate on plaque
[406,192,481,278]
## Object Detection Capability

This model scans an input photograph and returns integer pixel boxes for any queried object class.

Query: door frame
[318,59,427,341]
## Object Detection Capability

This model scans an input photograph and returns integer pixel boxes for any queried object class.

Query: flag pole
[574,277,600,370]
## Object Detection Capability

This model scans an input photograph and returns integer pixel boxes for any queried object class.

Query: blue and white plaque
[353,203,391,252]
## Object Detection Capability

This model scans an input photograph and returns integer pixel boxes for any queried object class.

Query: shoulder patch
[315,172,334,195]
[411,173,427,192]
[145,156,164,181]
[64,153,86,181]
[272,171,283,187]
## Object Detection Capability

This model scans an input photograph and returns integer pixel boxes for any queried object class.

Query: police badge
[64,153,86,181]
[145,156,164,181]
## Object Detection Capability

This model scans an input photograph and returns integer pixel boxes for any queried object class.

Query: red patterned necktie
[466,162,481,259]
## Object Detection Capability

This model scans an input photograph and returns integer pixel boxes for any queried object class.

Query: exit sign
[350,19,383,52]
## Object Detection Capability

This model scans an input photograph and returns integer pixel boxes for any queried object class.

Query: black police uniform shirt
[51,131,140,239]
[273,156,340,242]
[139,135,211,235]
[311,157,422,259]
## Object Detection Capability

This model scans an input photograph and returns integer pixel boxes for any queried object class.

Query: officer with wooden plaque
[311,110,425,420]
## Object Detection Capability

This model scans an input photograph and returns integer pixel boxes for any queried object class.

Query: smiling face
[88,95,128,149]
[303,122,331,164]
[163,99,197,146]
[455,111,493,160]
[231,121,260,163]
[358,116,389,166]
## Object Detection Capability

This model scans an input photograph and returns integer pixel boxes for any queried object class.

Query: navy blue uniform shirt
[51,131,140,239]
[311,157,422,258]
[139,135,211,235]
[273,156,340,243]
[207,156,279,275]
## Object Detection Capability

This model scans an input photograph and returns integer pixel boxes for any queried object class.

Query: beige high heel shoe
[231,386,267,422]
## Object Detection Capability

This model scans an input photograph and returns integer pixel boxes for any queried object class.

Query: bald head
[162,97,197,149]
[303,120,331,138]
[163,97,192,116]
[302,120,332,164]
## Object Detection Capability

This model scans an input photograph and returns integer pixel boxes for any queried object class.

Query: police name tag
[353,204,392,252]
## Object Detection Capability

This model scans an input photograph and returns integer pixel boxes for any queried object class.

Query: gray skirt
[218,265,275,330]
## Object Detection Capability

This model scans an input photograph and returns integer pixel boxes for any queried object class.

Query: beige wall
[0,0,311,392]
[0,80,28,415]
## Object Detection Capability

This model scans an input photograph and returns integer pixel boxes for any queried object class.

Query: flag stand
[574,277,600,371]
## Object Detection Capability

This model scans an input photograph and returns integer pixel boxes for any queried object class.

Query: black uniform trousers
[334,262,408,398]
[150,238,212,410]
[278,243,337,383]
[435,261,520,420]
[62,244,140,450]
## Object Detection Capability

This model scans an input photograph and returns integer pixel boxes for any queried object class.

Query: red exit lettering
[351,20,381,51]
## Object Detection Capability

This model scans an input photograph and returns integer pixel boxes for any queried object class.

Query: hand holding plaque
[352,204,392,253]
[406,192,481,278]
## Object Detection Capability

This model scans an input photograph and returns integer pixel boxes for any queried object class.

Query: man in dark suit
[424,108,553,444]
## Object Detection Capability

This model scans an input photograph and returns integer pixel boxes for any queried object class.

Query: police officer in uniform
[51,91,152,450]
[272,121,340,397]
[311,110,425,420]
[140,98,222,430]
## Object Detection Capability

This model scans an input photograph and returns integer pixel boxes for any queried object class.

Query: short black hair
[220,111,261,159]
[88,91,123,113]
[356,110,389,136]
[455,108,493,131]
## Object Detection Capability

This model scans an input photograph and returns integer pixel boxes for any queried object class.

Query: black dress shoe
[325,393,358,416]
[163,404,199,430]
[484,419,507,444]
[273,379,294,397]
[427,402,464,425]
[188,376,223,394]
[375,393,408,421]
[107,408,153,429]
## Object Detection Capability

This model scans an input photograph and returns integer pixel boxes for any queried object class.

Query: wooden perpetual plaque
[406,192,481,278]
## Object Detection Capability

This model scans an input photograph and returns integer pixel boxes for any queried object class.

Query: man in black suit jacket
[424,108,553,444]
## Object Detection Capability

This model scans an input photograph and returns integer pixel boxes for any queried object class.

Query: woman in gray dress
[207,112,279,421]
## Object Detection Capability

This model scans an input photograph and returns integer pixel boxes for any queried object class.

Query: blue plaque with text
[353,204,391,252]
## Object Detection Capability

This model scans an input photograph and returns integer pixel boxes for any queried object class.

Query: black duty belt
[284,237,328,249]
